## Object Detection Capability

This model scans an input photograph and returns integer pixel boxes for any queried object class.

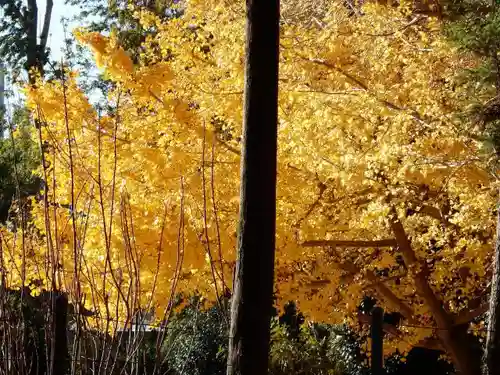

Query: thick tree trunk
[484,196,500,375]
[26,0,38,84]
[25,0,52,82]
[226,1,280,375]
[389,209,479,375]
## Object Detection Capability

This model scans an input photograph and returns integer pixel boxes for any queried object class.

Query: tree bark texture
[485,197,500,375]
[25,0,53,82]
[226,1,280,375]
[389,209,479,375]
[26,0,38,83]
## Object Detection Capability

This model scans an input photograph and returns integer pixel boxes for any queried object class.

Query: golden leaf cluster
[8,0,497,353]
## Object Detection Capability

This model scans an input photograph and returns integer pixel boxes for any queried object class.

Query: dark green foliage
[0,0,52,80]
[269,322,367,375]
[0,288,365,374]
[445,1,500,90]
[0,106,41,224]
[160,296,228,375]
[0,288,72,375]
[158,297,365,375]
[445,5,500,55]
[444,1,500,160]
[279,301,305,339]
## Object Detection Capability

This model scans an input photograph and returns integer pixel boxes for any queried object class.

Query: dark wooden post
[485,198,500,375]
[371,307,384,375]
[51,292,69,375]
[226,0,280,374]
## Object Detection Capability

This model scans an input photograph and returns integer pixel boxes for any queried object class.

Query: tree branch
[360,311,443,351]
[303,239,397,248]
[453,303,489,326]
[358,312,401,337]
[26,0,38,79]
[216,137,240,155]
[389,208,452,326]
[39,0,53,53]
[321,246,416,320]
[388,206,478,375]
[365,15,426,37]
[307,58,430,126]
[293,179,327,228]
[414,337,443,351]
[408,203,457,228]
[366,270,415,319]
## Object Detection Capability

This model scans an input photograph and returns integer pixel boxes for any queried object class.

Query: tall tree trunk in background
[484,194,500,375]
[26,0,38,84]
[226,1,280,375]
[25,0,53,83]
[484,0,500,369]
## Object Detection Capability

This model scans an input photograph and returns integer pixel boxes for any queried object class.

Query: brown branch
[414,337,443,351]
[306,279,332,288]
[388,207,478,375]
[358,312,401,337]
[366,270,415,319]
[332,256,359,275]
[216,137,241,155]
[283,89,362,96]
[389,208,451,324]
[358,312,441,350]
[307,58,429,126]
[295,187,377,229]
[322,246,416,320]
[26,0,38,80]
[39,0,53,53]
[453,303,489,326]
[294,179,327,228]
[303,239,397,248]
[409,203,457,228]
[418,205,445,221]
[365,15,425,37]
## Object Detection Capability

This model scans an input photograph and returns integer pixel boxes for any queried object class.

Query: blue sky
[3,0,80,104]
[40,0,79,62]
[3,1,101,108]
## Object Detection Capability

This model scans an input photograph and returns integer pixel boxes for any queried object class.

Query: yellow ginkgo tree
[8,0,498,373]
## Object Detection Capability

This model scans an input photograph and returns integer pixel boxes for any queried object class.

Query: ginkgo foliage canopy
[7,0,497,364]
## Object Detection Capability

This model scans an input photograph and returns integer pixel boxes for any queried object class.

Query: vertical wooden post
[52,292,68,375]
[485,197,500,375]
[226,1,280,375]
[371,307,384,375]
